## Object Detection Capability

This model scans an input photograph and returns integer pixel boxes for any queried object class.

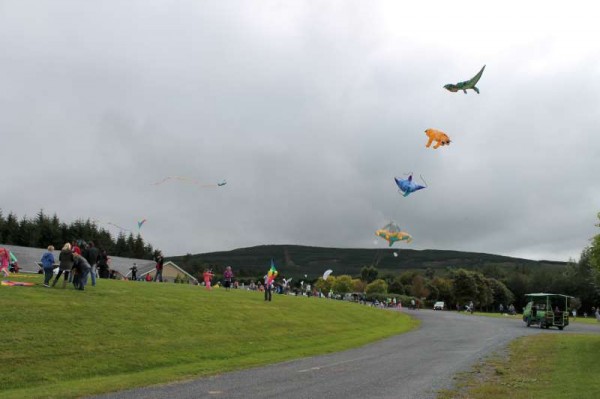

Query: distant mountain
[168,245,567,279]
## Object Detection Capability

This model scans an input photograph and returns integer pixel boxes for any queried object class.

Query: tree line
[316,214,600,314]
[0,210,158,259]
[190,213,600,314]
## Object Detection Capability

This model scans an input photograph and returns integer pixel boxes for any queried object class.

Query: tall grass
[1,275,418,398]
[439,334,600,399]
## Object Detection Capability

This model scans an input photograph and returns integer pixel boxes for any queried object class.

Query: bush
[365,279,387,295]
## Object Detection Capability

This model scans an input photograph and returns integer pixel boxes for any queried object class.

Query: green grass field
[1,275,418,398]
[439,334,600,399]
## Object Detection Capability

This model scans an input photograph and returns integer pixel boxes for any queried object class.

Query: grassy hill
[169,244,567,279]
[0,274,417,398]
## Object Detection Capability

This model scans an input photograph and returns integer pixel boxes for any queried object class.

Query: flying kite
[138,219,147,229]
[394,174,427,197]
[266,259,278,286]
[322,269,333,280]
[152,176,227,188]
[425,129,451,149]
[375,222,412,247]
[444,65,486,94]
[393,252,398,257]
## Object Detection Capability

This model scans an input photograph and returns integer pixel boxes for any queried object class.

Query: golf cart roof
[525,293,574,299]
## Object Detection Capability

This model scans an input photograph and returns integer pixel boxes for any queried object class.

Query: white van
[433,301,445,310]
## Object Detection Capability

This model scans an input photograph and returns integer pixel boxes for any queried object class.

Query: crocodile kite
[444,65,486,94]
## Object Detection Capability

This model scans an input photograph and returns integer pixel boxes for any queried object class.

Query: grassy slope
[440,334,600,399]
[0,275,418,398]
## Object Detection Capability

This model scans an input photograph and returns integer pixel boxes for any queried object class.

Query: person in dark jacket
[97,249,110,279]
[72,253,92,291]
[82,241,100,286]
[129,263,138,281]
[154,251,164,282]
[53,242,74,288]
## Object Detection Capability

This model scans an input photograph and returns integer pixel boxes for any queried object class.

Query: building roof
[1,243,198,283]
[1,244,153,277]
[138,261,198,283]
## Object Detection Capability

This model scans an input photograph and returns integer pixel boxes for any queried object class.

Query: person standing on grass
[97,248,110,279]
[53,243,74,288]
[40,246,56,287]
[223,266,233,291]
[264,275,273,302]
[130,263,138,281]
[72,253,92,291]
[203,268,214,290]
[0,248,11,277]
[82,241,100,287]
[154,251,164,282]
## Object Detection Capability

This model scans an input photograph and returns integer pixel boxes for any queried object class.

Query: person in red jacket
[153,251,164,282]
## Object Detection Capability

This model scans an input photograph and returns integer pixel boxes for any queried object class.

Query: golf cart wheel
[558,326,564,330]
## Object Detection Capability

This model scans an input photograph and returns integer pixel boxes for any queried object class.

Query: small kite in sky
[393,252,398,257]
[322,269,333,280]
[444,65,486,94]
[425,129,451,149]
[394,174,427,197]
[138,219,147,229]
[375,222,412,247]
[152,176,227,188]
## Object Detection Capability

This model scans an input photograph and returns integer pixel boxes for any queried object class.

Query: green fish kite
[444,65,486,94]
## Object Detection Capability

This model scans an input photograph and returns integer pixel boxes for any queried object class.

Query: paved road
[93,310,600,399]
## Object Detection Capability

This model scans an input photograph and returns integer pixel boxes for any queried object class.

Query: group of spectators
[40,241,110,291]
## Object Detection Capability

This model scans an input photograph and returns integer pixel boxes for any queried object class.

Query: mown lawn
[439,334,600,399]
[1,275,418,398]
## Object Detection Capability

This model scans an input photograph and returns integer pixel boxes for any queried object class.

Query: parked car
[433,301,445,310]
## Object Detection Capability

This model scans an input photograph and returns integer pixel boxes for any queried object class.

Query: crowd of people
[38,241,108,290]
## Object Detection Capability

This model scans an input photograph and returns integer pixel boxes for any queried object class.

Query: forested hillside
[169,244,567,278]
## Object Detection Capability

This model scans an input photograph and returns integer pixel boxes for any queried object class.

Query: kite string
[420,174,429,188]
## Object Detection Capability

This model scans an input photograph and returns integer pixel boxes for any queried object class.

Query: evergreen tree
[0,209,159,260]
[133,234,146,259]
[4,212,19,244]
[115,232,128,256]
[360,265,379,283]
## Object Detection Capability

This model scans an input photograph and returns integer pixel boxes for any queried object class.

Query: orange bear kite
[424,129,451,149]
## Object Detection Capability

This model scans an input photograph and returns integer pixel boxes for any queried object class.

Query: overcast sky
[1,1,599,261]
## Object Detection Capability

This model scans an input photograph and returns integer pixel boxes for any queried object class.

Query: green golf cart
[523,293,572,330]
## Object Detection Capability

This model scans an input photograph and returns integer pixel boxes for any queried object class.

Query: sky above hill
[1,1,599,261]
